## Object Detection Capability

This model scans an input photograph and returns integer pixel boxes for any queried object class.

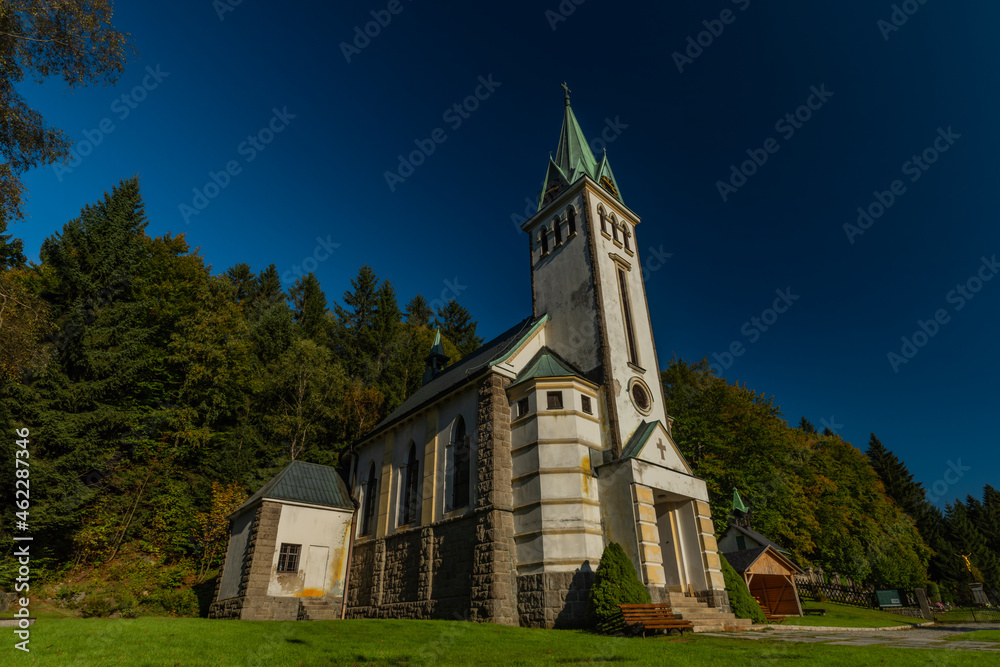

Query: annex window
[581,395,593,415]
[399,442,420,526]
[617,268,639,367]
[567,206,577,236]
[449,416,471,511]
[360,462,379,536]
[598,205,608,235]
[736,535,747,551]
[547,391,563,410]
[539,227,549,255]
[517,397,529,418]
[277,543,300,573]
[553,217,562,245]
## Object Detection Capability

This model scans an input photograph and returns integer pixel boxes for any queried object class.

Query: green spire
[554,82,598,180]
[538,84,622,210]
[423,329,449,385]
[732,489,748,514]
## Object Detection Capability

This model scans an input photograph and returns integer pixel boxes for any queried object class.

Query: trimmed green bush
[719,554,767,624]
[926,582,941,604]
[587,542,651,634]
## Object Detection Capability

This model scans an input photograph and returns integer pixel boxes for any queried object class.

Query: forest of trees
[663,359,1000,602]
[0,178,996,611]
[0,178,480,596]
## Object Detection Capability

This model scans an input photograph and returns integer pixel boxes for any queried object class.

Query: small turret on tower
[422,330,450,385]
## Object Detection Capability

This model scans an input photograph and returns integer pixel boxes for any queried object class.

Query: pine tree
[946,502,1000,589]
[405,294,432,326]
[822,427,834,436]
[865,433,925,515]
[254,264,283,306]
[798,417,816,433]
[435,299,483,357]
[225,263,255,305]
[288,273,328,342]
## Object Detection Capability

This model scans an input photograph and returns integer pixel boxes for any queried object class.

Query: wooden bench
[803,608,827,616]
[618,603,694,637]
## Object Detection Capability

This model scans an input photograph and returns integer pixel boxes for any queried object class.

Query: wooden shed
[723,546,803,617]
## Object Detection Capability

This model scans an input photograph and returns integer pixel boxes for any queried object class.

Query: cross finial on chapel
[561,82,571,106]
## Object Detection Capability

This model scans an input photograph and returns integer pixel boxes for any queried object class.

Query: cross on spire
[561,82,571,106]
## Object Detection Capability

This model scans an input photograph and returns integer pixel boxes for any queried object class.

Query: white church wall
[583,189,669,452]
[267,502,353,598]
[529,191,602,376]
[431,387,478,520]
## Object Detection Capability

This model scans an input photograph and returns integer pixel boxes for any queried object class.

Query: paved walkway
[700,623,1000,651]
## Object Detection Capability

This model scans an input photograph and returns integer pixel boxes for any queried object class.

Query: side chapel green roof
[513,350,584,385]
[231,460,354,517]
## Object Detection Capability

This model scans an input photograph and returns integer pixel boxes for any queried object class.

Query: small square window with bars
[277,543,300,573]
[547,391,563,410]
[517,398,529,417]
[581,395,593,415]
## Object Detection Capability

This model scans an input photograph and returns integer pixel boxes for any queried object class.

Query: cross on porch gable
[656,439,666,459]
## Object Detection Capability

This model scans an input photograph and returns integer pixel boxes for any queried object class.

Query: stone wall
[517,570,594,629]
[345,513,477,620]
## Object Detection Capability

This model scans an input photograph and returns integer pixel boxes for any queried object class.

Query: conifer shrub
[926,582,941,604]
[587,542,651,634]
[720,554,767,624]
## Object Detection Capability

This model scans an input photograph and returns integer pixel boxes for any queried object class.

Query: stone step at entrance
[298,598,342,621]
[661,592,753,633]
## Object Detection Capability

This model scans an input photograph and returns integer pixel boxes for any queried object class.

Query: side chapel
[341,86,732,628]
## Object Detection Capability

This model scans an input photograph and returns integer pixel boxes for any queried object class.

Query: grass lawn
[780,601,925,628]
[946,630,1000,642]
[0,617,985,666]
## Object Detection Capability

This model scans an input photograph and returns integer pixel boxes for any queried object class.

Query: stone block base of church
[209,595,300,621]
[516,571,595,629]
[695,589,731,614]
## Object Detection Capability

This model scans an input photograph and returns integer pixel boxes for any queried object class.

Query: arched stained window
[567,206,577,236]
[540,226,549,255]
[611,214,620,243]
[450,416,471,510]
[552,217,562,245]
[399,442,419,526]
[361,462,378,536]
[598,205,607,235]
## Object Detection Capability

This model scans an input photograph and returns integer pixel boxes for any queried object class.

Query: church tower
[523,84,667,457]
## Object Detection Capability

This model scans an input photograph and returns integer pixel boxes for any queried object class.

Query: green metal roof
[233,460,354,517]
[512,349,586,386]
[539,86,623,209]
[621,420,660,459]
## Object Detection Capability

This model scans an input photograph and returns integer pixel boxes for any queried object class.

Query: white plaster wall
[596,461,643,582]
[267,503,354,598]
[676,501,708,592]
[528,189,602,375]
[584,190,669,448]
[431,387,479,518]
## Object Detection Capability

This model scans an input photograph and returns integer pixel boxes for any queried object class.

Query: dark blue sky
[13,1,999,507]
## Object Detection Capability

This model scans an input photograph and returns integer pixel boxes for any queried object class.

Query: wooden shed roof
[723,545,803,576]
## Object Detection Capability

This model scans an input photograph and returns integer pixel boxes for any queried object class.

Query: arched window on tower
[552,216,562,246]
[567,206,577,236]
[449,416,471,511]
[361,461,379,536]
[539,226,549,255]
[598,205,608,235]
[610,214,620,243]
[623,223,632,252]
[399,442,420,526]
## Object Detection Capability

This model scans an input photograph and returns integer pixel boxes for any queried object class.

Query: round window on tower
[629,377,652,415]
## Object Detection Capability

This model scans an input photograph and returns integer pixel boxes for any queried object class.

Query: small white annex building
[209,461,355,621]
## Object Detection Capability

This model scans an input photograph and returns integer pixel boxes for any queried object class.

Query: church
[211,87,734,629]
